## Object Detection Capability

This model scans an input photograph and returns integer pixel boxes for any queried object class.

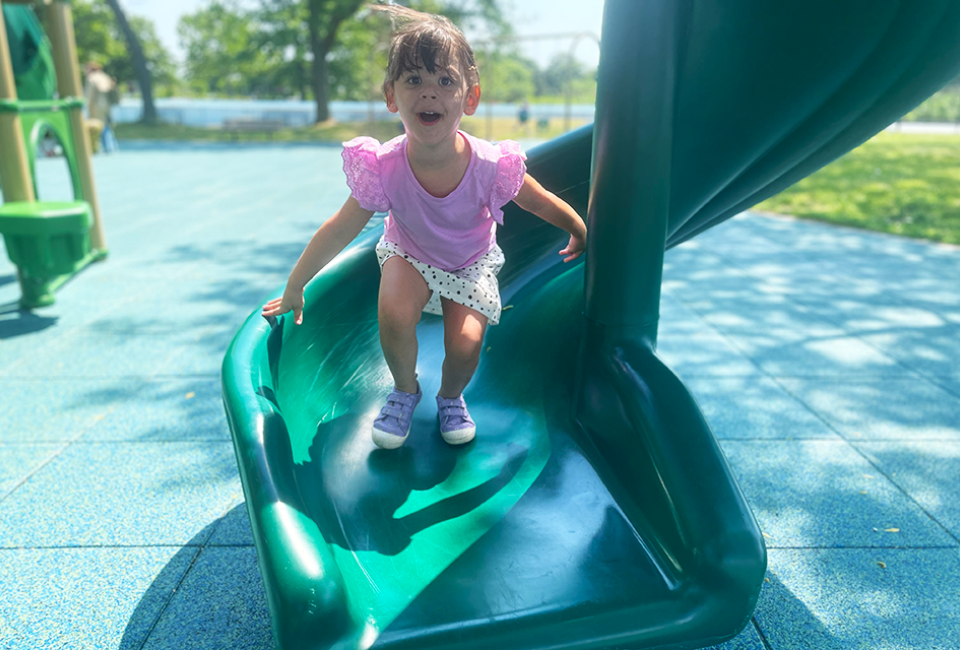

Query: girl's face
[385,65,480,146]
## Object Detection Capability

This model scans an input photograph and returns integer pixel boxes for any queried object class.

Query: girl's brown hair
[370,4,479,95]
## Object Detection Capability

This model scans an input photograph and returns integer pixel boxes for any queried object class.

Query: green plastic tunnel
[222,1,960,649]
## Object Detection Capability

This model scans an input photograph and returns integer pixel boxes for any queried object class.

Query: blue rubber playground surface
[1,141,959,650]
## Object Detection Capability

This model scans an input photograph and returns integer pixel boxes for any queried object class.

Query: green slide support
[222,2,960,649]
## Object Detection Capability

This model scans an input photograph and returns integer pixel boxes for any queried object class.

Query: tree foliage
[178,1,287,96]
[474,50,536,103]
[254,0,312,99]
[178,0,522,119]
[72,0,177,96]
[535,52,594,99]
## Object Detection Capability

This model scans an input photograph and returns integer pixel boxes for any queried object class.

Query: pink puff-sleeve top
[341,131,526,272]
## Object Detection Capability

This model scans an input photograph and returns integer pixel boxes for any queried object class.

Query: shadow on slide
[222,1,960,648]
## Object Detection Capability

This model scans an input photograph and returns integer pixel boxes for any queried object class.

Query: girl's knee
[378,257,431,328]
[444,329,483,363]
[379,299,422,331]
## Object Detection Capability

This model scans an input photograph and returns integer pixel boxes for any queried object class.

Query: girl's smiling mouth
[418,112,442,125]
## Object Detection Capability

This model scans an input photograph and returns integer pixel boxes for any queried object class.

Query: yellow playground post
[0,0,108,308]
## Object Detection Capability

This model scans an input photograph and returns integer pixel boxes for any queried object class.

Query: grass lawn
[114,116,587,145]
[757,132,960,245]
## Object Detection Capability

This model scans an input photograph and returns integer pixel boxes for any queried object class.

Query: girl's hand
[560,233,586,263]
[261,288,305,325]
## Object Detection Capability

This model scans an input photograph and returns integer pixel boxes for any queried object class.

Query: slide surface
[222,2,960,649]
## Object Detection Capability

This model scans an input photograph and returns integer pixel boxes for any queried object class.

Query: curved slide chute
[223,2,960,648]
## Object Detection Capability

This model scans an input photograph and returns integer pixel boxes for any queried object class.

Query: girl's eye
[406,76,421,85]
[439,77,453,87]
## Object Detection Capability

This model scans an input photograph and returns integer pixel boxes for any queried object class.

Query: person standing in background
[84,62,119,153]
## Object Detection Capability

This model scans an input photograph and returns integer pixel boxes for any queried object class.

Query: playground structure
[222,1,960,649]
[0,0,106,308]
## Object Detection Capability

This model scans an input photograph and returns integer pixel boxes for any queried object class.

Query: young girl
[262,5,587,450]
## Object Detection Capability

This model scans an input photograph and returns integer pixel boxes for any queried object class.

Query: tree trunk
[104,0,156,124]
[312,46,330,122]
[307,8,327,123]
[308,0,365,124]
[297,59,307,101]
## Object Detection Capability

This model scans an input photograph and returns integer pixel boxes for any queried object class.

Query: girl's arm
[513,173,587,262]
[262,196,376,324]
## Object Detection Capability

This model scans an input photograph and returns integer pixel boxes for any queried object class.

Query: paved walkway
[1,142,958,650]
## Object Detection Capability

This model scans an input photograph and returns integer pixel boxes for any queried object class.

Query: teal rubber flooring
[1,142,959,650]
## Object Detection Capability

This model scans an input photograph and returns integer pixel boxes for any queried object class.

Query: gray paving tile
[702,623,766,650]
[2,329,186,379]
[858,325,960,379]
[657,294,715,333]
[682,295,835,333]
[855,441,960,542]
[685,375,838,440]
[0,443,66,498]
[0,442,241,547]
[0,313,70,373]
[939,378,960,400]
[78,379,230,442]
[721,328,912,377]
[720,440,957,548]
[656,331,759,377]
[160,325,239,377]
[141,546,273,650]
[778,378,960,440]
[755,548,960,650]
[0,379,117,442]
[0,546,197,650]
[798,296,950,333]
[207,501,255,547]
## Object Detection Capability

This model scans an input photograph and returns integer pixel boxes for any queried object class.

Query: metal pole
[0,0,37,203]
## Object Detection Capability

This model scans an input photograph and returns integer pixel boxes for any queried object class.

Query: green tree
[179,1,283,96]
[474,51,536,103]
[306,0,513,120]
[534,51,596,103]
[536,52,585,97]
[179,0,513,114]
[327,0,513,104]
[255,0,312,99]
[71,0,176,107]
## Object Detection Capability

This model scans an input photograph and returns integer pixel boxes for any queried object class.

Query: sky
[120,0,605,70]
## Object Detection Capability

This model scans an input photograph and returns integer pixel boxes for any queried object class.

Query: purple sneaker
[436,394,476,445]
[372,383,422,449]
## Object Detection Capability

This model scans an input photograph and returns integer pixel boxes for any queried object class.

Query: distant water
[112,98,596,128]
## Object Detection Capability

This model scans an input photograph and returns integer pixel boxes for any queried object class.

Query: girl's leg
[438,297,488,399]
[378,256,432,393]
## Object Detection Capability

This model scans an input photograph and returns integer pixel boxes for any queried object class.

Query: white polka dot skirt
[375,235,505,325]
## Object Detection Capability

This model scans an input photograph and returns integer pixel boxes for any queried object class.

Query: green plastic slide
[2,4,56,101]
[222,2,960,648]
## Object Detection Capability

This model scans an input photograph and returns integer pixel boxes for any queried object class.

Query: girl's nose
[421,90,437,99]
